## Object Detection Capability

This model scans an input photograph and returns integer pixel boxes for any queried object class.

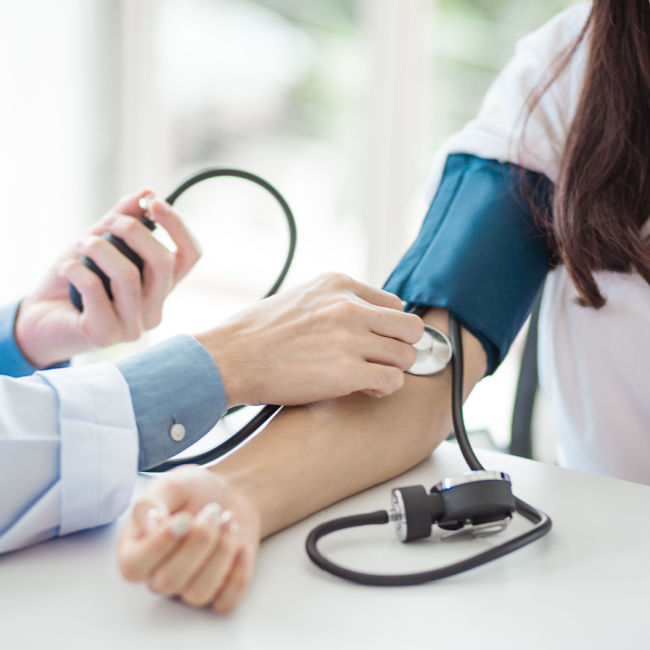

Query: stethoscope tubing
[147,168,295,472]
[304,314,551,586]
[150,168,552,586]
[165,167,297,299]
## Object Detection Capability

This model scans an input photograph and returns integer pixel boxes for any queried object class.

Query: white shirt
[426,2,650,484]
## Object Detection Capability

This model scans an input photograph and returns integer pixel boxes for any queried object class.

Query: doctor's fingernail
[58,260,75,277]
[170,513,193,538]
[197,502,223,527]
[138,192,158,213]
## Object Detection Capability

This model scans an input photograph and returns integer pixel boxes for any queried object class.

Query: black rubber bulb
[69,205,156,312]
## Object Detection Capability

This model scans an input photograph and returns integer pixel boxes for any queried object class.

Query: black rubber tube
[148,168,296,472]
[304,313,552,586]
[165,168,297,299]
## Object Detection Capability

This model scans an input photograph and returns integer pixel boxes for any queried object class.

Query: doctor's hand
[117,466,260,613]
[195,273,424,407]
[14,189,201,369]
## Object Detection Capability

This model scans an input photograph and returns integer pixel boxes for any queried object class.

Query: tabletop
[1,441,649,650]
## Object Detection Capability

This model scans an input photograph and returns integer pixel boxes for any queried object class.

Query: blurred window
[1,0,572,451]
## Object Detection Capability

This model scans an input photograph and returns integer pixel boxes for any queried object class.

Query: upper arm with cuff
[384,154,552,375]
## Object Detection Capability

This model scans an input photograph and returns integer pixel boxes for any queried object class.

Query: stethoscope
[70,167,552,585]
[69,168,292,470]
[306,314,552,585]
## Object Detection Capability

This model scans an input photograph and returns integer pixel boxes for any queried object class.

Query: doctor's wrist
[13,299,70,370]
[194,325,251,409]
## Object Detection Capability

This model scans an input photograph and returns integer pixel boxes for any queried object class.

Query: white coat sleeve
[0,363,138,554]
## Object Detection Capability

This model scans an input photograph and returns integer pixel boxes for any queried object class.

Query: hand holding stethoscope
[14,189,201,369]
[27,166,549,603]
[13,171,421,412]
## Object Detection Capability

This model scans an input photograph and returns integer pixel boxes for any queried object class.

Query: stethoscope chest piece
[407,325,453,375]
[305,314,552,587]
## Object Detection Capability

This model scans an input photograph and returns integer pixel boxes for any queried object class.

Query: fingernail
[138,192,158,213]
[143,507,164,534]
[221,510,239,535]
[170,512,193,538]
[58,260,74,277]
[197,502,223,527]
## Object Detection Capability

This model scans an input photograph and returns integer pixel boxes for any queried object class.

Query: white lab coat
[425,1,650,484]
[0,363,138,553]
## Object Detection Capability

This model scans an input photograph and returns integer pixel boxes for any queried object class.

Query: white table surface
[1,441,649,650]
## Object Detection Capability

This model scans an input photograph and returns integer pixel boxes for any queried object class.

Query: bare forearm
[212,308,486,538]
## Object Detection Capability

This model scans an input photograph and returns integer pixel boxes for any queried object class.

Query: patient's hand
[117,466,260,613]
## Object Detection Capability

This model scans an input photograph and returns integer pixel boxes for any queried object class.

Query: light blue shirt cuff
[116,335,227,471]
[0,301,70,377]
[0,301,37,378]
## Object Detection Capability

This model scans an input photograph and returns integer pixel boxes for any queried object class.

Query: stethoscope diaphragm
[407,324,453,375]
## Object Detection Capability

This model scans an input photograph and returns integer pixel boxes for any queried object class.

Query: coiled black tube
[148,168,296,472]
[305,313,552,586]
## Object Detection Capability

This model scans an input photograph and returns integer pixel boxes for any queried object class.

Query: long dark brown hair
[532,0,650,308]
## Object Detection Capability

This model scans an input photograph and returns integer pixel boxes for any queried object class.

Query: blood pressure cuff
[384,153,552,375]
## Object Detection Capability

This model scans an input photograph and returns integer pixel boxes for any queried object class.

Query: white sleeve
[0,363,138,554]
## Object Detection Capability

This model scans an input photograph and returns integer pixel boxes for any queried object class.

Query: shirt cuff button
[169,423,186,442]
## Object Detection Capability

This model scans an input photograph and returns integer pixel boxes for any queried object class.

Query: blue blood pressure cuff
[384,154,552,375]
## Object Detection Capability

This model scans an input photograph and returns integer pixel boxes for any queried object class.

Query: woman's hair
[532,0,650,308]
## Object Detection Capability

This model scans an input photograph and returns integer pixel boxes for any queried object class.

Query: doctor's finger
[355,362,405,397]
[106,216,175,328]
[361,334,418,371]
[362,303,423,344]
[88,189,156,236]
[78,235,144,341]
[344,279,405,312]
[60,260,121,345]
[148,199,202,285]
[111,188,157,219]
[118,511,193,583]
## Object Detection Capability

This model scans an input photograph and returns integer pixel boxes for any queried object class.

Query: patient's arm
[214,307,487,537]
[117,307,486,612]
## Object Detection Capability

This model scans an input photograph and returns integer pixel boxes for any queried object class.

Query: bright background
[0,0,574,458]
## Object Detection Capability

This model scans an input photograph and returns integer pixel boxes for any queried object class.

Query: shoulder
[428,2,592,194]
